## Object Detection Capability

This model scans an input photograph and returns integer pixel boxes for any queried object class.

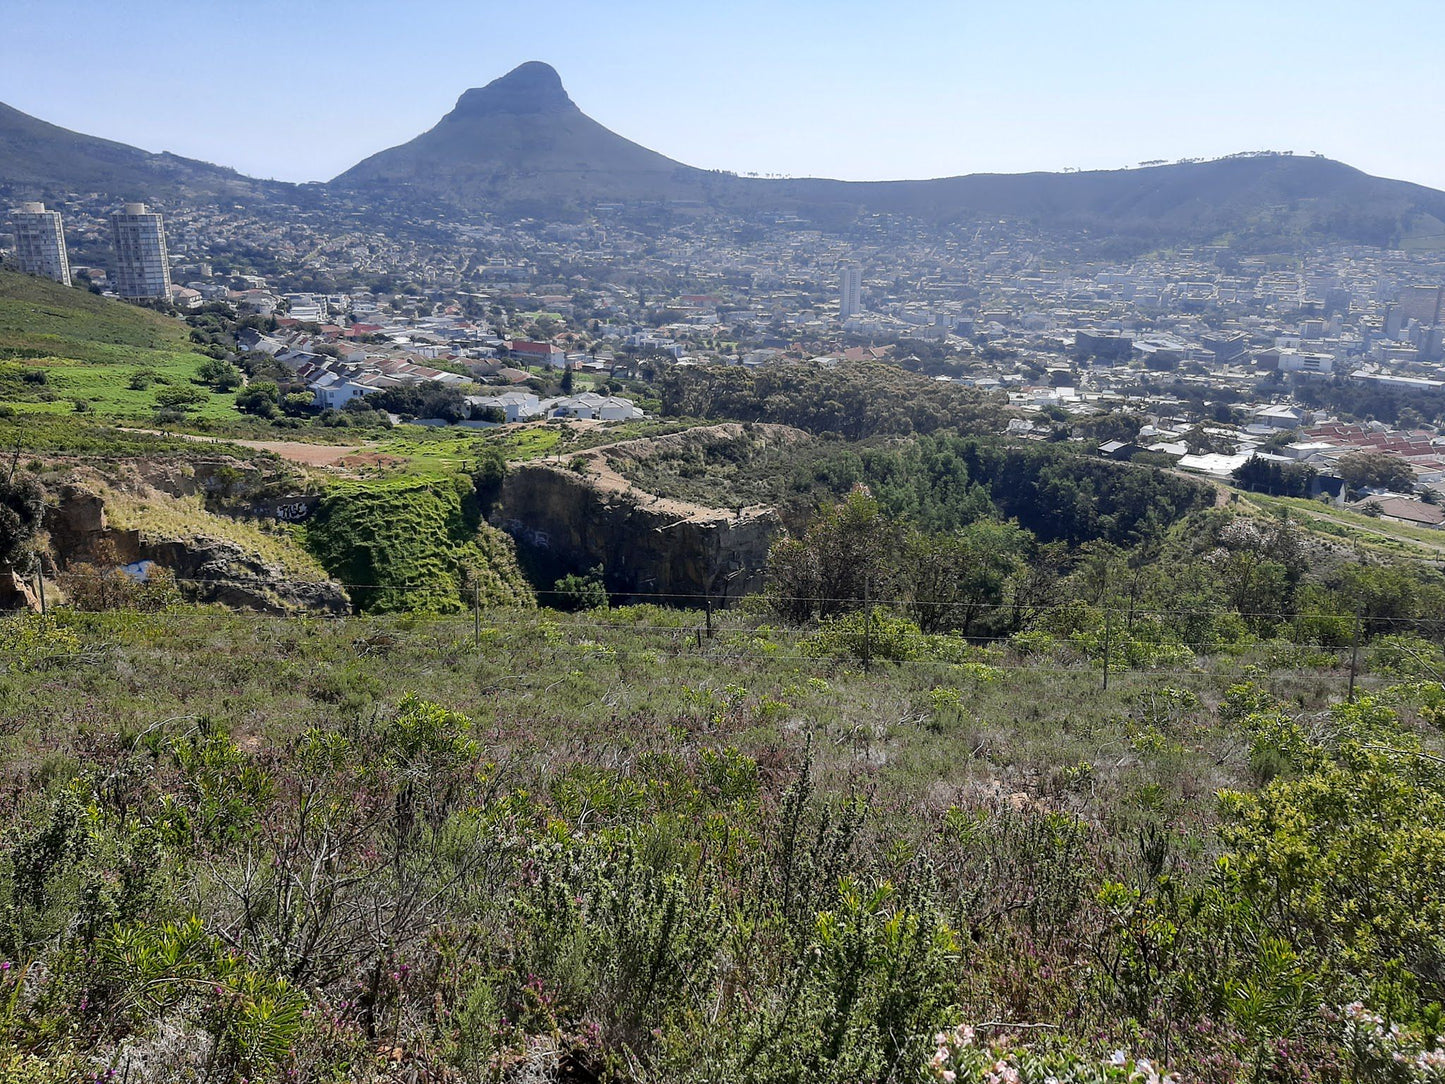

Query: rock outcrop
[43,480,349,615]
[140,537,350,614]
[499,459,778,603]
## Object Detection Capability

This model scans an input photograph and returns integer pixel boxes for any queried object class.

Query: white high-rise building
[839,264,862,320]
[111,203,171,299]
[9,202,71,286]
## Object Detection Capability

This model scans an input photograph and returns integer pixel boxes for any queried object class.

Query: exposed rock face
[499,461,777,603]
[46,484,140,564]
[43,482,349,615]
[141,538,350,615]
[0,570,41,612]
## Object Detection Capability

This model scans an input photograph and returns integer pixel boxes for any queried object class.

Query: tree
[765,487,902,623]
[550,565,608,611]
[282,391,317,416]
[471,446,507,513]
[1337,451,1415,492]
[0,471,45,575]
[1232,455,1316,498]
[1205,517,1306,630]
[472,405,506,424]
[236,382,281,419]
[155,385,209,414]
[194,357,243,391]
[903,521,1026,635]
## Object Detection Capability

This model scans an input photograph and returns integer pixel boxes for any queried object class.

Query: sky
[5,0,1445,190]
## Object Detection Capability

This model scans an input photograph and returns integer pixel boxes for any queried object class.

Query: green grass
[0,355,240,420]
[353,420,697,479]
[1244,491,1445,556]
[0,414,236,458]
[0,269,190,360]
[0,269,236,421]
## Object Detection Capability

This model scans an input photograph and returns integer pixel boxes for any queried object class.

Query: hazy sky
[6,0,1444,189]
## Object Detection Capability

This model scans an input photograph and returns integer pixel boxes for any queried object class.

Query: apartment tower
[9,202,71,286]
[110,202,171,299]
[839,264,863,320]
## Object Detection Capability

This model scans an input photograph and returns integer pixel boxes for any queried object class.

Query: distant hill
[761,155,1445,249]
[0,100,290,204]
[5,64,1445,249]
[329,62,1445,247]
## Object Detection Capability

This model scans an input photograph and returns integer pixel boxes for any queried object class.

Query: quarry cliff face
[36,470,349,615]
[499,462,777,602]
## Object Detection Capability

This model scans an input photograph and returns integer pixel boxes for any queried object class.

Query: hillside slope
[758,153,1445,246]
[0,267,188,358]
[0,100,289,203]
[6,63,1445,245]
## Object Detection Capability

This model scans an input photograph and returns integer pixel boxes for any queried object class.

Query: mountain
[330,61,716,212]
[0,100,290,204]
[4,63,1444,249]
[329,61,1445,247]
[767,155,1445,249]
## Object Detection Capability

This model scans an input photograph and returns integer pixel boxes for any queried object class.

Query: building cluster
[8,201,171,299]
[3,188,1444,473]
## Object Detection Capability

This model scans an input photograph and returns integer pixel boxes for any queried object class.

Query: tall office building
[9,202,71,286]
[839,265,863,320]
[1399,285,1444,326]
[110,203,171,299]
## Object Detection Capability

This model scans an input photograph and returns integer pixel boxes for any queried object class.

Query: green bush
[802,610,928,662]
[550,564,608,611]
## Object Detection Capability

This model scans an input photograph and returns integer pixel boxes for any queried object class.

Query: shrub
[550,565,608,612]
[802,610,927,662]
[927,1024,1178,1083]
[0,614,80,671]
[235,381,280,418]
[57,562,181,612]
[194,357,243,391]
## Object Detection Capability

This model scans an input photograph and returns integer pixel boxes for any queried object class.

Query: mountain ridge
[4,62,1445,248]
[0,100,289,203]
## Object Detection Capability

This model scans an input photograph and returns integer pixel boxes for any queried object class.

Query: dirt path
[119,428,365,467]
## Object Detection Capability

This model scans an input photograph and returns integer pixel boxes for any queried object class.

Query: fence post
[473,584,480,650]
[705,597,714,639]
[1102,606,1112,692]
[863,573,873,671]
[35,566,46,616]
[1347,607,1363,703]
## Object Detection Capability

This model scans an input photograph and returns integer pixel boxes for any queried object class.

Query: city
[9,177,1445,524]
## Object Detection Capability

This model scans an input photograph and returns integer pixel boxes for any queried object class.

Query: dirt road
[119,428,364,467]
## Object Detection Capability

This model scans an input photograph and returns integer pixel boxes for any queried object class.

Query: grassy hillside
[0,605,1441,1080]
[304,477,533,612]
[99,484,331,582]
[0,269,189,356]
[0,270,240,421]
